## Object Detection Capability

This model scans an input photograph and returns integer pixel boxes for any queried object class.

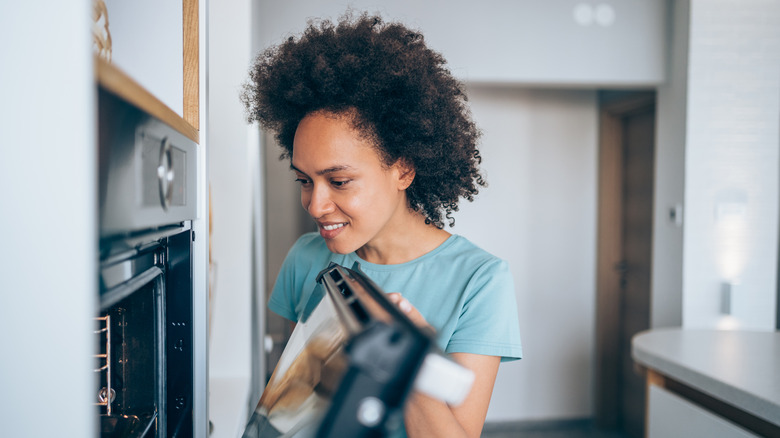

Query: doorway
[595,91,656,437]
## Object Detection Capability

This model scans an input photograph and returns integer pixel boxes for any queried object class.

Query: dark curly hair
[242,11,485,228]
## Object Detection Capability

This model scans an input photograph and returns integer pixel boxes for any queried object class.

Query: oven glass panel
[98,277,163,438]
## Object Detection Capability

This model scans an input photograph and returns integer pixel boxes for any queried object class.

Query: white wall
[257,0,667,86]
[0,1,96,436]
[651,0,688,329]
[681,0,780,330]
[456,87,599,421]
[207,0,264,436]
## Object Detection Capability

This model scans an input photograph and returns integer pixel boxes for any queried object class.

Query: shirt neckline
[344,234,460,272]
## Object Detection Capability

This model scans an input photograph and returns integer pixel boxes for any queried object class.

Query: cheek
[330,187,376,221]
[336,191,364,215]
[347,181,397,217]
[300,190,311,210]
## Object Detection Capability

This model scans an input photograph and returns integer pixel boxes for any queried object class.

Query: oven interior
[97,230,194,438]
[96,272,161,437]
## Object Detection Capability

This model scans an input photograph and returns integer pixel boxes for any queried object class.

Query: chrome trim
[100,266,163,310]
[158,137,174,210]
[101,250,157,292]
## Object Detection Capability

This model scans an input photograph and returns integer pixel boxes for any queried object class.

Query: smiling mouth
[321,223,346,231]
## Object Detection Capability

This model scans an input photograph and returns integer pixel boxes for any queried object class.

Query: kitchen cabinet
[101,0,199,128]
[647,384,758,437]
[96,57,197,142]
[99,0,200,134]
[633,329,780,437]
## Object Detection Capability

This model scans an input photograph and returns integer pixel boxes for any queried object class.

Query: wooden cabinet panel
[97,0,199,138]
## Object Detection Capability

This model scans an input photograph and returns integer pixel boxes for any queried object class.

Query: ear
[394,159,416,191]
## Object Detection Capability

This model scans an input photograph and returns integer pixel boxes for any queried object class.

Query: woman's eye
[331,179,350,188]
[294,178,311,186]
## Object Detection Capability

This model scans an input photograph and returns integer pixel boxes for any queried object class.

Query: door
[595,91,656,437]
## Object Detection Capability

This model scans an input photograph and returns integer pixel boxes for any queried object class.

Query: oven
[96,87,197,437]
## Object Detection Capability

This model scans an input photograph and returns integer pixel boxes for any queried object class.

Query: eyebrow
[290,164,353,176]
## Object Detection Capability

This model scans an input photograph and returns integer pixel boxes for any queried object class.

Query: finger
[398,298,412,313]
[386,292,412,313]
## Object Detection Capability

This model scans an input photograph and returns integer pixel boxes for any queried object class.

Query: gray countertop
[632,328,780,427]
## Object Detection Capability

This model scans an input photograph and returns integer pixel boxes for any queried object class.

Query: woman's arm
[403,352,500,438]
[385,292,501,437]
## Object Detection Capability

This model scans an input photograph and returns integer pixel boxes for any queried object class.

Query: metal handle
[157,137,174,210]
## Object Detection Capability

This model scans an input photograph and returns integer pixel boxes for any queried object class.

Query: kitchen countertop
[632,328,780,427]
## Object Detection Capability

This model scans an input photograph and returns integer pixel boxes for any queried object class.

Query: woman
[243,12,522,438]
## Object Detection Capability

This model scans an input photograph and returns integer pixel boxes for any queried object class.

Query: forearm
[402,352,499,438]
[403,393,471,438]
[385,295,500,438]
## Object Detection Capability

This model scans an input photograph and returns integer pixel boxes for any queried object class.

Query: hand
[386,292,433,332]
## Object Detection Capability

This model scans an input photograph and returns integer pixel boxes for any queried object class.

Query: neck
[356,210,450,265]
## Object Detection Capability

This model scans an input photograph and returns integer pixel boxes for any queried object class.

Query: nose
[304,182,334,218]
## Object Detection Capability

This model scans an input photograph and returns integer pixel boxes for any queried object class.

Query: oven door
[97,226,195,438]
[164,228,194,437]
[98,240,166,438]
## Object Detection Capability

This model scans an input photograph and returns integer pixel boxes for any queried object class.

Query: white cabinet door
[648,385,759,438]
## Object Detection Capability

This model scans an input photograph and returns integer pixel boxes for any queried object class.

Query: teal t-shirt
[268,232,522,361]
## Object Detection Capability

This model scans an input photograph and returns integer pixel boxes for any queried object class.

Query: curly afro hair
[242,11,485,228]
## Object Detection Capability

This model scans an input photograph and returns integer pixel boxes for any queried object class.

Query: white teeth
[322,223,345,231]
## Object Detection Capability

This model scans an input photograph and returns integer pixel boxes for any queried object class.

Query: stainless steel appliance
[96,88,198,437]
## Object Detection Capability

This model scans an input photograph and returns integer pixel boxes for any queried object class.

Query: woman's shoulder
[444,235,506,268]
[414,234,511,286]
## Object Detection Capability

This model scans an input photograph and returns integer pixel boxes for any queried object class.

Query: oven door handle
[100,266,164,310]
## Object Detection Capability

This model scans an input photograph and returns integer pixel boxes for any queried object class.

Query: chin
[324,240,358,255]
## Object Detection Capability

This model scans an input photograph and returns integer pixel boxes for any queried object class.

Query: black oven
[97,88,197,438]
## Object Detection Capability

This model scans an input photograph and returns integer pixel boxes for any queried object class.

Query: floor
[481,420,628,438]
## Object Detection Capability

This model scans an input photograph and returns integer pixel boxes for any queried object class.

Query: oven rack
[94,315,114,415]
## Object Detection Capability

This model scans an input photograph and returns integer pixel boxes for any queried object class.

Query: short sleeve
[267,243,301,322]
[445,259,523,362]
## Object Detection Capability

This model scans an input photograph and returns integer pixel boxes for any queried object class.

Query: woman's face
[291,111,413,255]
